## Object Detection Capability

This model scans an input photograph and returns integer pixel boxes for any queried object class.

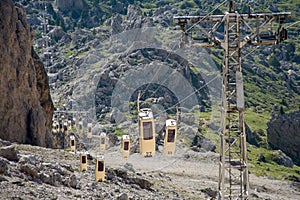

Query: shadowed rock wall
[0,0,54,147]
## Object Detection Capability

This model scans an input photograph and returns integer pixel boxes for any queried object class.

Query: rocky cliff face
[267,110,300,165]
[0,0,54,147]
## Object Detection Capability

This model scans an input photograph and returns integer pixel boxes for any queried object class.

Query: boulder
[111,14,123,35]
[51,172,62,186]
[20,164,39,178]
[108,133,119,145]
[191,135,216,152]
[179,125,197,139]
[115,168,128,179]
[117,193,128,200]
[257,154,266,162]
[0,145,19,161]
[0,139,12,147]
[123,163,135,173]
[0,176,8,182]
[272,150,294,168]
[130,177,153,190]
[40,172,52,185]
[181,114,195,126]
[110,108,126,124]
[269,5,279,12]
[127,5,143,21]
[267,110,300,165]
[19,155,37,167]
[67,174,77,188]
[48,28,67,42]
[0,157,8,174]
[245,123,262,147]
[200,188,217,198]
[84,54,101,65]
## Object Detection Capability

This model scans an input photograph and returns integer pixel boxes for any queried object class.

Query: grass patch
[245,108,270,132]
[114,127,125,137]
[64,49,77,58]
[196,109,300,181]
[248,145,300,180]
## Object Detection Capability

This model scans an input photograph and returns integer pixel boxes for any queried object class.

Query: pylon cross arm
[174,12,291,49]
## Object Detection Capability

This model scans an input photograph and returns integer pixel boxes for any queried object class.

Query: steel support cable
[242,45,260,59]
[142,0,228,113]
[140,49,191,108]
[152,75,220,118]
[141,0,227,100]
[142,1,229,107]
[139,33,183,100]
[285,20,300,29]
[103,33,182,108]
[69,1,227,122]
[72,32,260,125]
[152,44,261,119]
[185,0,228,34]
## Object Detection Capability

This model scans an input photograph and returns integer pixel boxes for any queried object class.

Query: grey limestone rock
[0,145,19,161]
[0,157,9,174]
[267,110,300,165]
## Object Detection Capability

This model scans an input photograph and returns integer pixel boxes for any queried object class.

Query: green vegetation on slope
[248,146,300,181]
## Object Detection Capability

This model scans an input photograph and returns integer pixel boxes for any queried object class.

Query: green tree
[111,0,117,6]
[286,43,296,61]
[279,106,285,115]
[268,54,281,67]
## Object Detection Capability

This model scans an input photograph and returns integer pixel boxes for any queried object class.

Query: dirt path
[89,145,300,200]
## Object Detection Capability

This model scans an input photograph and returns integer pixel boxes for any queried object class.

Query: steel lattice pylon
[174,1,291,199]
[219,12,249,199]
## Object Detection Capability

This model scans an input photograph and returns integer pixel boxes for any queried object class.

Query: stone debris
[0,140,298,199]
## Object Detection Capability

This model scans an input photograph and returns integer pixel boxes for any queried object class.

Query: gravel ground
[0,143,299,200]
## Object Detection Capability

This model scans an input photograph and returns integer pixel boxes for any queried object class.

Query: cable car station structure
[174,1,290,199]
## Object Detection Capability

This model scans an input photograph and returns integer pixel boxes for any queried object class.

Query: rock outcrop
[56,0,84,12]
[267,110,300,165]
[0,0,54,147]
[245,123,263,147]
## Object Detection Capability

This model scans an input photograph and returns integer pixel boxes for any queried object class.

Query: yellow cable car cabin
[63,121,68,135]
[139,108,156,157]
[70,135,76,151]
[87,123,92,139]
[122,135,130,159]
[55,121,59,132]
[164,119,177,156]
[73,117,76,129]
[100,132,106,152]
[95,155,105,182]
[80,152,88,171]
[53,121,59,133]
[68,120,72,131]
